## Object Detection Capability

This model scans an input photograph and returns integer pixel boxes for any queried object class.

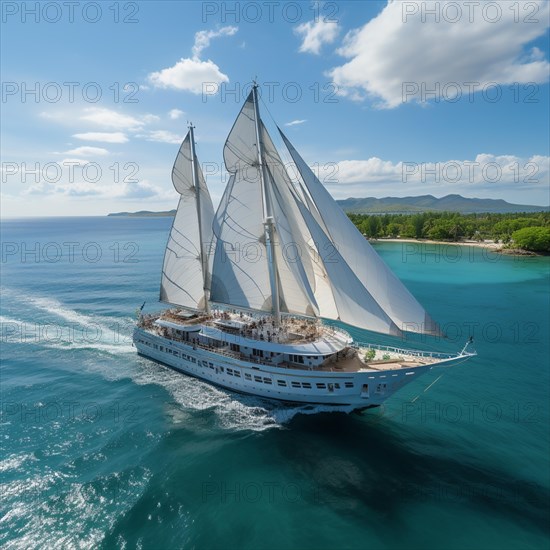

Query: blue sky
[1,0,549,217]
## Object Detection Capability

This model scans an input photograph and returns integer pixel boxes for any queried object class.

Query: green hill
[336,194,548,214]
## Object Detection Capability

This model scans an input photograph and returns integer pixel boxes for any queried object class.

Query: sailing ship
[133,84,475,411]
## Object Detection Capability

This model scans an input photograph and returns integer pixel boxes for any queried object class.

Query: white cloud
[149,58,230,94]
[285,119,307,126]
[145,130,185,144]
[192,26,238,59]
[58,158,91,166]
[80,107,158,130]
[328,0,550,108]
[61,146,110,157]
[25,178,169,201]
[118,180,165,199]
[148,26,237,93]
[72,132,129,143]
[295,19,339,54]
[314,154,550,199]
[168,109,184,120]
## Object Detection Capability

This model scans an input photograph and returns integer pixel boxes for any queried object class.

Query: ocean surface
[1,216,549,550]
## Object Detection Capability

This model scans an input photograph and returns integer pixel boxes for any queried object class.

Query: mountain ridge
[335,194,548,214]
[107,195,548,216]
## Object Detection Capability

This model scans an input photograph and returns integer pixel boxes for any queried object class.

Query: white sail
[261,122,401,334]
[279,129,441,336]
[261,123,319,317]
[210,93,272,311]
[296,200,401,335]
[210,92,319,317]
[160,131,214,310]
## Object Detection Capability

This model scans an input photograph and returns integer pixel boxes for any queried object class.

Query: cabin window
[245,373,252,380]
[254,376,262,383]
[234,371,241,377]
[263,378,272,385]
[230,344,240,352]
[253,349,264,358]
[302,382,311,389]
[291,381,301,388]
[227,368,233,375]
[316,383,326,389]
[345,382,354,388]
[277,380,287,387]
[334,383,340,389]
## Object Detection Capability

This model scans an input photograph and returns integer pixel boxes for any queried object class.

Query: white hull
[133,327,441,410]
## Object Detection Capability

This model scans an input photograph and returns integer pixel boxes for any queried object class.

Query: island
[108,210,177,217]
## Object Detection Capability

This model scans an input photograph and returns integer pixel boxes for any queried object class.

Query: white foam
[132,357,354,431]
[3,289,355,428]
[2,290,136,357]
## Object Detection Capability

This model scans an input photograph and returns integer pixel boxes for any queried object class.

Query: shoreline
[371,238,546,256]
[370,238,503,250]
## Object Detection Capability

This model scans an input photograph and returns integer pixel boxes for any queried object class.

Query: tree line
[347,211,550,253]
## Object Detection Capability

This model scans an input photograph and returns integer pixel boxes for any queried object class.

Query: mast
[252,83,281,326]
[189,123,210,314]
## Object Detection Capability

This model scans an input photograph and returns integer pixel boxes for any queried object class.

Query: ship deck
[139,326,436,373]
[287,356,432,373]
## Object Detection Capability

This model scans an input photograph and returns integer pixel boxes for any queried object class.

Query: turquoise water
[1,217,549,549]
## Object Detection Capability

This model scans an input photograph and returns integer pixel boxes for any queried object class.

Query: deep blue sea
[1,217,549,549]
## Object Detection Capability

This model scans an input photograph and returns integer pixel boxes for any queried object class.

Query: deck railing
[352,341,458,360]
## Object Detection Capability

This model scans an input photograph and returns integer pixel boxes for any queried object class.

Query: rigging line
[410,374,444,403]
[222,212,262,242]
[258,92,278,128]
[408,355,471,404]
[161,272,196,302]
[258,97,298,174]
[170,227,200,255]
[165,245,200,260]
[371,371,447,424]
[224,143,254,166]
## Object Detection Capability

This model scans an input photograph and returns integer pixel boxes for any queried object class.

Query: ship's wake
[2,289,357,430]
[133,356,356,431]
[1,290,136,356]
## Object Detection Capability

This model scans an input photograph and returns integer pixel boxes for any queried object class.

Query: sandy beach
[372,238,503,250]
